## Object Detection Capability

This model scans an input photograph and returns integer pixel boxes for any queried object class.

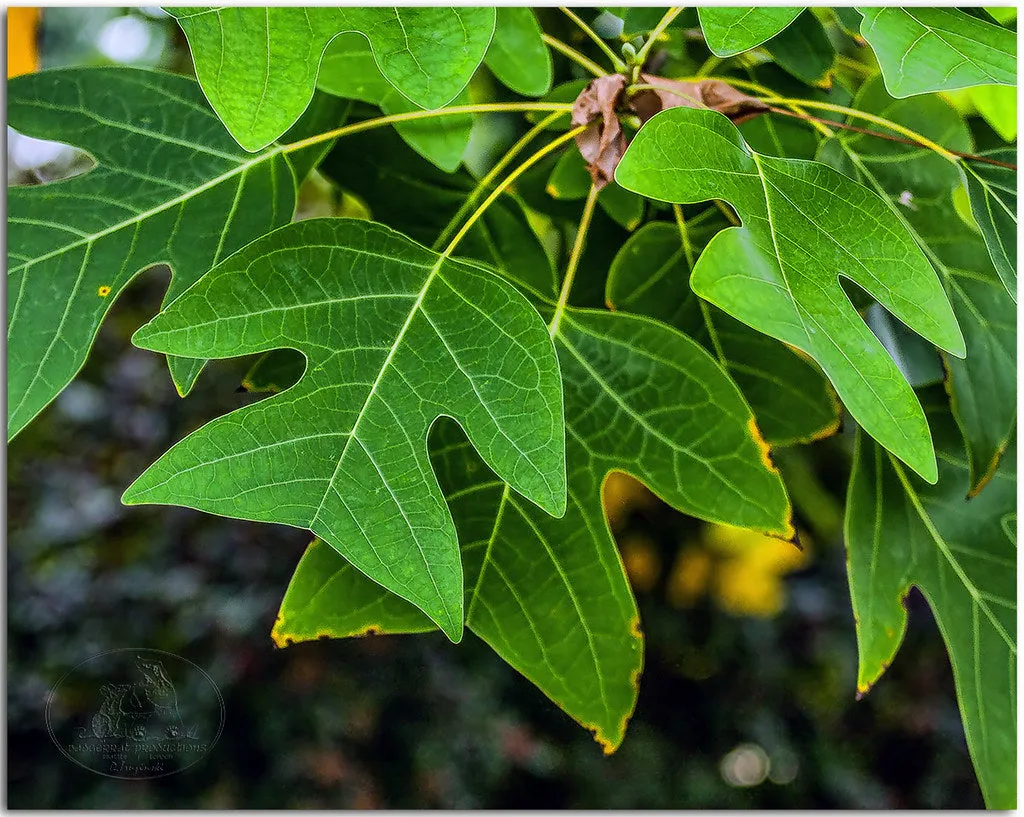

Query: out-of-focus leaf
[485,7,552,97]
[971,84,1017,141]
[123,219,568,643]
[846,389,1016,808]
[764,10,836,87]
[617,106,965,483]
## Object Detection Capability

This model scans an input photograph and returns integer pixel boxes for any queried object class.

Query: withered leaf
[571,74,768,189]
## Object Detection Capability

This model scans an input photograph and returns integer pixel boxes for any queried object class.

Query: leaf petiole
[542,32,608,77]
[279,102,574,156]
[549,183,599,337]
[558,7,627,71]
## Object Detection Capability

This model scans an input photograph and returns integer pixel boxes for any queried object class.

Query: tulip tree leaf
[616,107,966,483]
[122,218,568,643]
[484,7,552,97]
[171,6,496,151]
[274,305,794,752]
[961,151,1017,301]
[698,7,805,57]
[858,7,1016,98]
[832,77,1016,495]
[606,220,840,446]
[846,389,1016,809]
[317,32,473,173]
[7,67,297,440]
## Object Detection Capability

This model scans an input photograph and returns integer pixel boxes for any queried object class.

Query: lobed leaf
[7,67,297,440]
[275,305,794,752]
[122,218,567,642]
[858,7,1016,98]
[616,106,965,483]
[171,6,496,151]
[606,220,840,446]
[846,390,1016,808]
[832,77,1016,495]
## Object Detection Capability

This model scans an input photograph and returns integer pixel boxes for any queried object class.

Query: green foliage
[122,218,567,641]
[171,6,495,150]
[698,8,804,56]
[616,106,964,484]
[846,389,1016,808]
[7,6,1017,807]
[859,8,1016,98]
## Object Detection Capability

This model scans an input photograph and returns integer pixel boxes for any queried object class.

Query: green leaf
[316,33,473,173]
[846,390,1016,808]
[616,107,965,483]
[834,77,1016,495]
[275,306,794,751]
[484,7,552,97]
[698,8,805,57]
[607,220,840,446]
[171,6,495,151]
[321,125,556,298]
[7,67,296,440]
[763,10,836,87]
[971,84,1017,141]
[961,151,1017,300]
[122,218,567,643]
[858,7,1016,98]
[546,151,645,230]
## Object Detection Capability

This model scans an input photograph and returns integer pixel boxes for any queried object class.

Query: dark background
[7,7,987,808]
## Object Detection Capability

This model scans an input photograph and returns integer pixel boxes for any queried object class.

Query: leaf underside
[123,218,567,642]
[616,107,965,483]
[7,67,296,440]
[697,7,805,57]
[846,389,1016,808]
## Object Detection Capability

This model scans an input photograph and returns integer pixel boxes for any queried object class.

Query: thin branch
[559,7,626,71]
[542,32,607,77]
[768,107,1018,169]
[443,126,589,258]
[549,183,600,337]
[280,102,574,156]
[634,6,685,68]
[433,110,570,251]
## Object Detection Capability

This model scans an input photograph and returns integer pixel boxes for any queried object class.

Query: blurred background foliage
[7,6,1007,808]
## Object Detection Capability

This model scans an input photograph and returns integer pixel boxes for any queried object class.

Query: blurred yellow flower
[669,523,810,618]
[8,8,39,79]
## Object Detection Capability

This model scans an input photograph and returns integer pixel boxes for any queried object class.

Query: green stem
[280,102,574,156]
[771,97,960,162]
[542,32,607,77]
[442,126,588,258]
[559,7,627,71]
[672,204,728,367]
[433,110,569,251]
[634,6,684,68]
[549,183,599,337]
